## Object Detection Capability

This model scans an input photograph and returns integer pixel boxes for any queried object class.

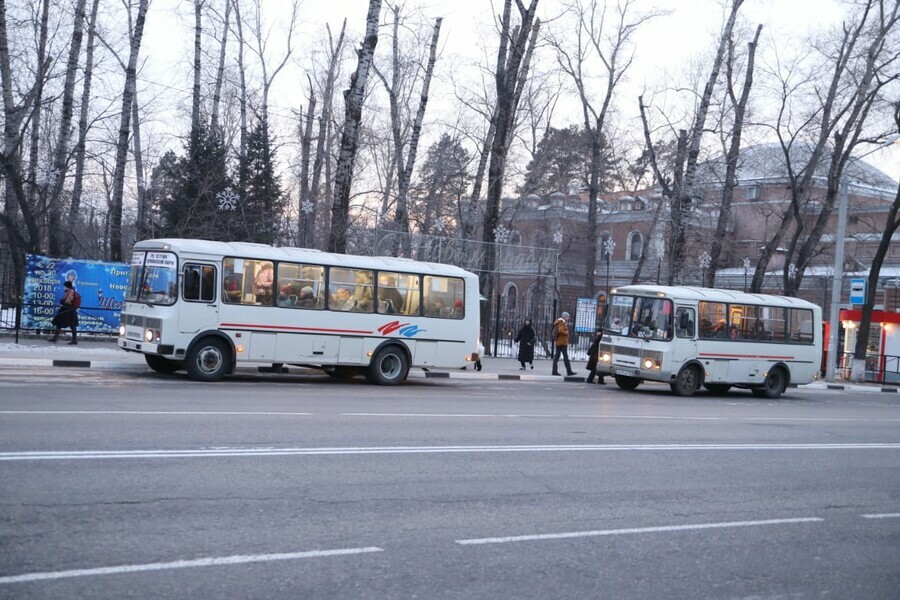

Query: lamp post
[604,238,616,294]
[742,257,751,292]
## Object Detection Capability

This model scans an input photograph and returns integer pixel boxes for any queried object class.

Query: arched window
[626,231,643,261]
[525,283,538,317]
[503,282,518,315]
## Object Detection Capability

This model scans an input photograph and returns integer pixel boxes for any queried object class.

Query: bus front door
[179,263,219,334]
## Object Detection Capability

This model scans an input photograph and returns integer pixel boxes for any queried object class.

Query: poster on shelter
[22,254,130,332]
[575,297,598,333]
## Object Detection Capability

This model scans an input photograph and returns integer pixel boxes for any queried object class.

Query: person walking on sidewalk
[585,330,606,384]
[551,312,576,376]
[514,317,536,370]
[48,280,79,345]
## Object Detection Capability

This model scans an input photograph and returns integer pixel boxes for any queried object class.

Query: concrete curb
[2,357,897,394]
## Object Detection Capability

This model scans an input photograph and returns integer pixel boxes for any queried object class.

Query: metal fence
[838,352,900,385]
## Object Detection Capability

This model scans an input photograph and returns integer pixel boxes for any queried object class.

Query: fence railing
[0,299,119,343]
[838,352,900,385]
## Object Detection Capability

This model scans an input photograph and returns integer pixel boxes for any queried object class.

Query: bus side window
[183,265,200,300]
[676,308,695,338]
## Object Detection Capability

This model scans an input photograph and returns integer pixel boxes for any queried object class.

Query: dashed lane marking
[0,547,383,585]
[455,517,824,546]
[861,513,900,519]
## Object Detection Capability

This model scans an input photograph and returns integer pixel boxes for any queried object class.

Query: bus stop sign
[849,278,866,304]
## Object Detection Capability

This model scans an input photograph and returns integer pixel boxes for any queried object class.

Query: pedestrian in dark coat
[48,280,79,345]
[585,330,606,384]
[514,317,536,370]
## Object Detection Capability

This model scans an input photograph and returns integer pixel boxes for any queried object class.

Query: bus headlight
[119,325,126,337]
[643,358,654,369]
[144,328,154,342]
[600,352,611,363]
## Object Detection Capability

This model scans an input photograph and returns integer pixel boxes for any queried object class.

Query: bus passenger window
[329,267,373,312]
[676,308,695,338]
[377,273,419,316]
[423,276,464,319]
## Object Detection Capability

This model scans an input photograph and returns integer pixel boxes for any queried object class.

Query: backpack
[72,290,82,308]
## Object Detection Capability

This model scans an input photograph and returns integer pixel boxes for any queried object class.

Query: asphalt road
[1,365,899,599]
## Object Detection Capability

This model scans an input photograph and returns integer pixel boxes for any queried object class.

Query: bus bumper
[119,338,175,356]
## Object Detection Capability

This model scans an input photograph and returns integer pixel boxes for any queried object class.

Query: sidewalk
[0,335,896,393]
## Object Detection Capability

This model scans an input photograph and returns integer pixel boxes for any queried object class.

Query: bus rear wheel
[145,354,181,374]
[671,365,702,396]
[185,337,231,382]
[366,346,409,385]
[614,375,641,391]
[752,368,787,399]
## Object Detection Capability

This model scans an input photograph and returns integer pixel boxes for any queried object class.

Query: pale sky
[137,0,899,183]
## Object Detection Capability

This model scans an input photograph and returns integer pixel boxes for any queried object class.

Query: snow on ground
[0,342,126,356]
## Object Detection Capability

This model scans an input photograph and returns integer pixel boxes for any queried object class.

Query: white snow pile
[0,342,125,356]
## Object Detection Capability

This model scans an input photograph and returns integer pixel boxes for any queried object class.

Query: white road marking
[2,443,900,462]
[455,517,824,546]
[0,411,314,417]
[0,547,383,585]
[861,513,900,519]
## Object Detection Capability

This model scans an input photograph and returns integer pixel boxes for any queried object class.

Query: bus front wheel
[614,375,641,391]
[752,368,787,399]
[145,354,181,374]
[671,365,702,396]
[366,346,409,385]
[185,337,231,382]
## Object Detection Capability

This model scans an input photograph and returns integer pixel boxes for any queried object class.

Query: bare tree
[65,0,101,255]
[248,0,299,127]
[328,0,382,253]
[550,0,659,296]
[109,0,150,261]
[210,0,232,133]
[704,24,762,287]
[374,6,442,247]
[480,0,541,310]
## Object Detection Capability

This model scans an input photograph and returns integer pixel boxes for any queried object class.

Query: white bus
[117,239,481,384]
[597,285,822,398]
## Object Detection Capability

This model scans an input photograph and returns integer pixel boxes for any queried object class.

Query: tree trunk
[298,85,316,246]
[231,0,248,173]
[109,0,150,262]
[65,0,100,255]
[131,90,148,240]
[328,0,381,253]
[210,0,231,133]
[47,0,88,256]
[192,0,204,145]
[705,24,761,287]
[309,20,346,249]
[669,0,743,285]
[26,0,50,217]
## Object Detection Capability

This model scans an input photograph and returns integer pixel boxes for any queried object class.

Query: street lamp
[699,252,712,287]
[604,238,616,294]
[825,136,899,382]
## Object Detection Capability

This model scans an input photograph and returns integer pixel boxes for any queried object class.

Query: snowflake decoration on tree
[36,162,59,187]
[493,224,511,244]
[742,257,751,271]
[216,188,240,211]
[432,219,445,234]
[552,230,564,245]
[300,199,315,215]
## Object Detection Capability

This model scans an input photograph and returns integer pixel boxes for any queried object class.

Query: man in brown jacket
[552,311,576,376]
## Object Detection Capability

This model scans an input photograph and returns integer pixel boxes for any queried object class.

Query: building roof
[696,142,897,192]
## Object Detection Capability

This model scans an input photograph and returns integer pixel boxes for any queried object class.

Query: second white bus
[117,239,481,384]
[597,285,822,398]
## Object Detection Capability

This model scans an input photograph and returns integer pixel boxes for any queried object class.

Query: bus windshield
[607,294,673,341]
[127,251,178,305]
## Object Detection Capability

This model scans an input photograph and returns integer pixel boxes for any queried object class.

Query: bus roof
[611,284,821,310]
[133,238,477,278]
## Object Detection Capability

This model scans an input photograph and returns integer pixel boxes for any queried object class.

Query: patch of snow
[0,343,125,356]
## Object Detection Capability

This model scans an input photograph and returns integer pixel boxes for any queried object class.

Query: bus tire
[145,354,181,374]
[754,367,787,399]
[704,383,732,395]
[366,345,409,385]
[671,364,702,396]
[185,337,231,382]
[614,375,641,391]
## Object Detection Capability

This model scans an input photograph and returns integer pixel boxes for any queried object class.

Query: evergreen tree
[413,134,471,235]
[238,118,285,245]
[157,122,234,240]
[520,126,617,196]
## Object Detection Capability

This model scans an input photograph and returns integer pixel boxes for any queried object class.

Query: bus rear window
[423,276,464,318]
[789,308,814,344]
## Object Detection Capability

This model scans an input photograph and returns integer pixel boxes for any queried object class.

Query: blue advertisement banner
[22,254,130,332]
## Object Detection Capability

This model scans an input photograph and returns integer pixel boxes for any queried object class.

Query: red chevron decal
[378,320,407,335]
